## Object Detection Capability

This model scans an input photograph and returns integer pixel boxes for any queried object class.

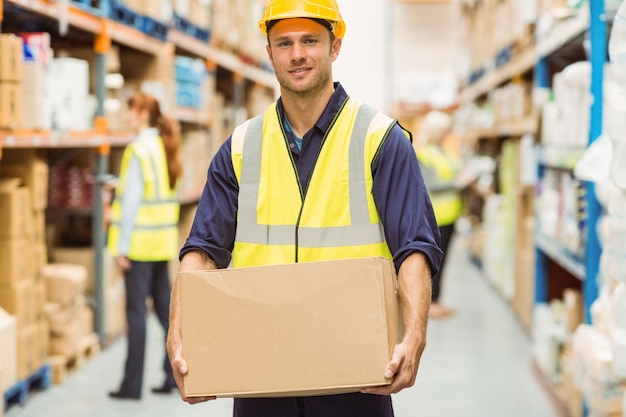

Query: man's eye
[304,39,317,45]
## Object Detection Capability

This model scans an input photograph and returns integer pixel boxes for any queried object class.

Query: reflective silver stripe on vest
[236,114,297,245]
[108,222,179,230]
[235,103,388,247]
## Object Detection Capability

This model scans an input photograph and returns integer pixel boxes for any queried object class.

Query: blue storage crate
[176,81,202,108]
[139,15,168,41]
[171,13,210,43]
[174,56,207,85]
[108,1,142,31]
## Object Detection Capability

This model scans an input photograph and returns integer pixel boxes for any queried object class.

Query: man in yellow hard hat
[167,0,442,415]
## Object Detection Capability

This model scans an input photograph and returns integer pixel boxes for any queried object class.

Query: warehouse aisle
[5,236,557,417]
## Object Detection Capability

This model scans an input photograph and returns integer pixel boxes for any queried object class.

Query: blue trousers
[233,393,394,417]
[118,260,175,398]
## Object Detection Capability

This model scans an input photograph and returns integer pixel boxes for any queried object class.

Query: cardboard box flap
[180,256,402,398]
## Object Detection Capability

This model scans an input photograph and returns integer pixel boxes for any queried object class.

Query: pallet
[3,364,52,412]
[49,333,101,385]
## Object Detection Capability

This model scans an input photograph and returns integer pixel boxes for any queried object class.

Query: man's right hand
[167,250,218,404]
[167,327,216,404]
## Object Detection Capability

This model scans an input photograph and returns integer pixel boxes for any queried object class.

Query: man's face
[266,18,342,98]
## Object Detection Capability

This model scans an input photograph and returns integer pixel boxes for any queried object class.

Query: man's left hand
[361,337,425,395]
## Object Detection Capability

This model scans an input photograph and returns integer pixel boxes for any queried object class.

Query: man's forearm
[397,252,432,352]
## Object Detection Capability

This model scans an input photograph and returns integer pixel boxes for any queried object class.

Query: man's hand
[361,337,425,395]
[167,250,218,404]
[362,252,431,395]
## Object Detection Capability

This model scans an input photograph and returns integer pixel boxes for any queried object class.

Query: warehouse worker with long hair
[108,91,182,400]
[416,110,463,318]
[167,1,443,415]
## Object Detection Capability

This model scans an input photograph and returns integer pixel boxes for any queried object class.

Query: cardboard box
[0,82,22,128]
[0,34,23,82]
[21,93,48,130]
[0,307,17,392]
[0,179,32,237]
[0,279,39,329]
[105,278,126,339]
[21,61,46,94]
[17,322,47,379]
[42,263,88,306]
[0,238,33,285]
[1,157,50,211]
[180,256,402,398]
[50,246,122,296]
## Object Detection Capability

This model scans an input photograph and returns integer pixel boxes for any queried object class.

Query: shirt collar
[277,82,349,135]
[137,127,159,140]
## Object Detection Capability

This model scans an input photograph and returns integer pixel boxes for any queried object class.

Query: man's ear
[266,44,275,69]
[331,38,342,62]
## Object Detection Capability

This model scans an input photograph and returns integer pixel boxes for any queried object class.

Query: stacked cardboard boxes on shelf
[49,247,126,343]
[0,34,23,128]
[211,0,268,66]
[460,0,536,79]
[0,150,50,385]
[41,264,92,357]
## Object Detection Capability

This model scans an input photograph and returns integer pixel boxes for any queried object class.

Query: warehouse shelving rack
[0,0,276,345]
[461,1,603,324]
[461,2,606,416]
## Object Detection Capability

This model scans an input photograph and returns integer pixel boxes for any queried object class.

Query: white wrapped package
[612,283,626,377]
[572,325,626,415]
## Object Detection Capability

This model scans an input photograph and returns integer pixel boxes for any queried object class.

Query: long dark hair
[127,92,182,190]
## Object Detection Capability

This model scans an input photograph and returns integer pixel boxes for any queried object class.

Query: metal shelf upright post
[92,5,113,345]
[534,55,550,307]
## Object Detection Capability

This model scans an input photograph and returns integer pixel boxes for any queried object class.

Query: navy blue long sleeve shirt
[181,83,443,275]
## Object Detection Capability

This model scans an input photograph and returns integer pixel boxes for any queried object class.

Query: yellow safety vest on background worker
[230,99,408,268]
[416,145,463,226]
[107,135,180,261]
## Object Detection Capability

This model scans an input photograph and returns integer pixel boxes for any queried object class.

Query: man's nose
[291,43,306,62]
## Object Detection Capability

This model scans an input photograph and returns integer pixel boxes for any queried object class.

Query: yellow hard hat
[258,0,346,39]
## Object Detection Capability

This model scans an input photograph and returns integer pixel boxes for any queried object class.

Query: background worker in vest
[107,91,182,400]
[167,1,442,416]
[415,110,464,319]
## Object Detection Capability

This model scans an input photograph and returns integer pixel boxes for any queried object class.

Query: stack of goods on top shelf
[459,0,537,87]
[0,149,51,399]
[171,0,212,42]
[0,32,95,132]
[212,0,270,69]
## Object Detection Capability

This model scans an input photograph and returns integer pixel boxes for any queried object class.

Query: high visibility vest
[107,135,180,261]
[230,99,407,268]
[416,145,462,226]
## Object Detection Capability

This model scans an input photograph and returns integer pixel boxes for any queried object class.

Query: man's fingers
[172,357,188,375]
[384,345,404,379]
